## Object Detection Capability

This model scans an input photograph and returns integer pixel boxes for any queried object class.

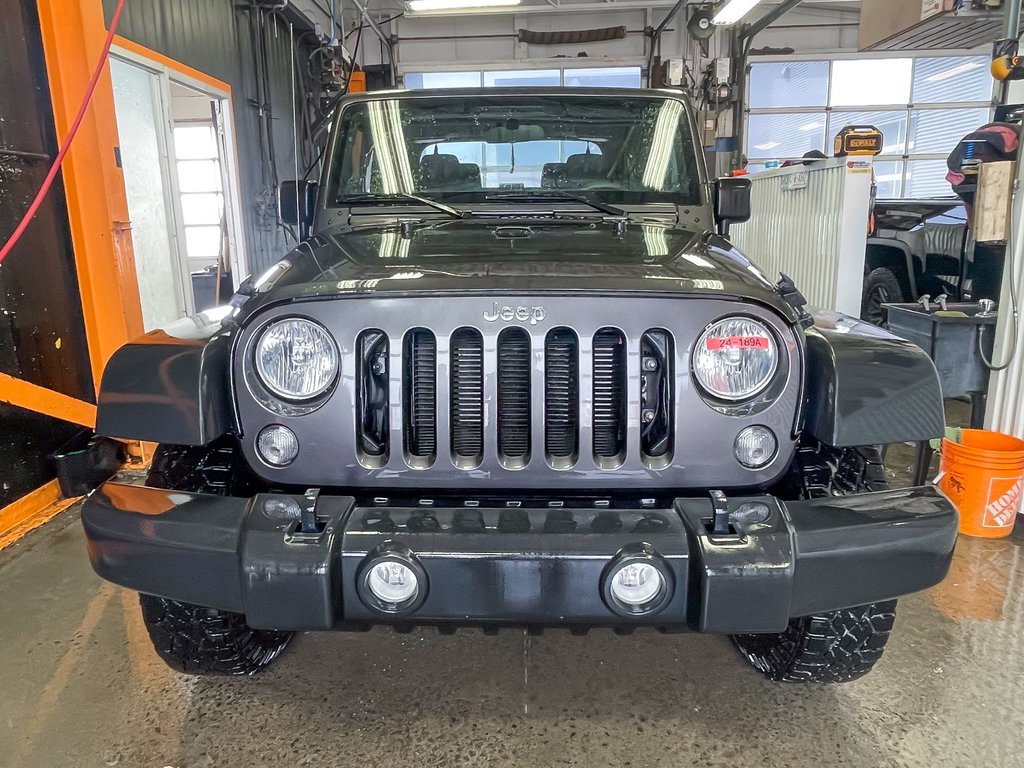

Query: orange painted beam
[35,0,144,391]
[0,372,97,428]
[0,480,80,552]
[112,35,232,94]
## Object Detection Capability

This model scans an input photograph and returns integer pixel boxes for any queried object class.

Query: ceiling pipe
[349,0,397,85]
[729,0,804,170]
[645,0,687,85]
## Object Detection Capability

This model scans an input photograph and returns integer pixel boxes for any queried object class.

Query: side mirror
[714,176,752,234]
[278,180,318,239]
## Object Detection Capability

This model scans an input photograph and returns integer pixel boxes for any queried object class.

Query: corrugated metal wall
[729,159,874,317]
[102,0,316,276]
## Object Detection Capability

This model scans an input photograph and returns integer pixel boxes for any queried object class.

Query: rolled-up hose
[0,0,126,266]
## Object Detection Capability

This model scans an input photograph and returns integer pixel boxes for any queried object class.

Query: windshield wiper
[482,192,627,218]
[343,193,468,219]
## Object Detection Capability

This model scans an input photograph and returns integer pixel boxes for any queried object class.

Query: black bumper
[82,484,957,633]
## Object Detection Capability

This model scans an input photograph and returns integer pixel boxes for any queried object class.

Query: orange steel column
[35,0,144,390]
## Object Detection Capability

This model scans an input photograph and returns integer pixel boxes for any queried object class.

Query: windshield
[329,93,703,208]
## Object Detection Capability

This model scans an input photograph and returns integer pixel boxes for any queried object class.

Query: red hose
[0,0,126,266]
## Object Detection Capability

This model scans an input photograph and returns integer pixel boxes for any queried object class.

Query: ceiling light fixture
[712,0,766,25]
[406,0,522,12]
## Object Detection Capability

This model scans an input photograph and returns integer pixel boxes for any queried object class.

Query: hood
[243,219,798,322]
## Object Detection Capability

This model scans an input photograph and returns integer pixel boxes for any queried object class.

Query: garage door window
[746,55,991,198]
[405,66,642,90]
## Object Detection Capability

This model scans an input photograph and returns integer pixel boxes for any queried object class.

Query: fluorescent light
[798,121,823,132]
[713,0,765,25]
[753,141,780,151]
[406,0,521,11]
[925,61,984,83]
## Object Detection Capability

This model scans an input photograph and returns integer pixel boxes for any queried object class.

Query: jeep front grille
[358,325,660,471]
[236,296,801,491]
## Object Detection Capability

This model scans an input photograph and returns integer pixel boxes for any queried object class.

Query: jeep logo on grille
[483,302,546,325]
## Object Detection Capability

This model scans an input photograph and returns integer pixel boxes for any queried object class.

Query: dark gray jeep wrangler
[83,88,957,683]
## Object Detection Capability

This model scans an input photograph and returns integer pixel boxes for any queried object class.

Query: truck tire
[139,441,292,676]
[732,446,897,683]
[861,267,904,326]
[139,594,291,676]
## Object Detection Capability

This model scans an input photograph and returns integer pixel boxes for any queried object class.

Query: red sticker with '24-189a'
[706,336,770,350]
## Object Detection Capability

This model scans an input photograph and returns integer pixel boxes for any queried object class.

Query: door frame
[110,38,248,304]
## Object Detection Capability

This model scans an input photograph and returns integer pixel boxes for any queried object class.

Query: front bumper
[82,484,957,633]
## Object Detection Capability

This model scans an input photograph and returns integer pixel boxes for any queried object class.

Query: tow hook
[709,489,732,535]
[300,488,324,534]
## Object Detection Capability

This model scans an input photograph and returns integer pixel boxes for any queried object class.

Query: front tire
[861,267,904,326]
[139,441,292,676]
[140,594,291,676]
[732,601,897,683]
[732,445,897,683]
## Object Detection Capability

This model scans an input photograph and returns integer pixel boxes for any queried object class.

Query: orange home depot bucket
[939,429,1024,538]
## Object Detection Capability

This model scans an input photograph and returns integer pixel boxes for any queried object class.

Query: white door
[109,56,188,331]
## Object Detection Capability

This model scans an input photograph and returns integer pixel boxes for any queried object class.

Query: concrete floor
[3,426,1024,767]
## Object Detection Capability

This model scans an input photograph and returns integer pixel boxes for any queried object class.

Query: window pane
[913,56,992,103]
[746,113,826,159]
[180,193,223,226]
[909,107,991,154]
[906,159,953,198]
[748,61,830,108]
[185,225,223,259]
[872,160,904,199]
[173,125,218,159]
[405,71,481,90]
[562,67,642,89]
[484,70,560,88]
[831,59,912,107]
[176,159,223,193]
[829,111,908,155]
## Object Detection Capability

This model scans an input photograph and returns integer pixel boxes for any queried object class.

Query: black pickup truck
[83,88,956,683]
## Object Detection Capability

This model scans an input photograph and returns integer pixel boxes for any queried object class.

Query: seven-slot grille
[358,326,674,470]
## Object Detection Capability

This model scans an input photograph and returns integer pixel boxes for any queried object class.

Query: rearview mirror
[714,176,752,234]
[278,180,318,239]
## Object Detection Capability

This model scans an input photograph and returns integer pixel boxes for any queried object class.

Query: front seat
[564,152,606,187]
[418,152,462,190]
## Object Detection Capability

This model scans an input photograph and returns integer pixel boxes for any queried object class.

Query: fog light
[610,563,663,606]
[734,426,777,469]
[601,547,673,617]
[256,425,299,466]
[358,548,428,615]
[367,561,418,604]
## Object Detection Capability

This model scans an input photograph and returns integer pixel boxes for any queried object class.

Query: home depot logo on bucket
[984,477,1023,529]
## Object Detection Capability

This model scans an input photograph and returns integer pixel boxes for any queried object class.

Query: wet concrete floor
[3,408,1024,767]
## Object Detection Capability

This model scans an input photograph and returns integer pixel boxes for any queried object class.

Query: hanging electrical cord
[0,0,126,266]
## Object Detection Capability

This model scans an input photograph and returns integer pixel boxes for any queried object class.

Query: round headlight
[255,319,339,400]
[692,317,778,401]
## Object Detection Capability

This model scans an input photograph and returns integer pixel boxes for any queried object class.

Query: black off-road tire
[733,444,897,683]
[732,601,897,683]
[139,440,292,676]
[139,594,291,676]
[861,267,904,326]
